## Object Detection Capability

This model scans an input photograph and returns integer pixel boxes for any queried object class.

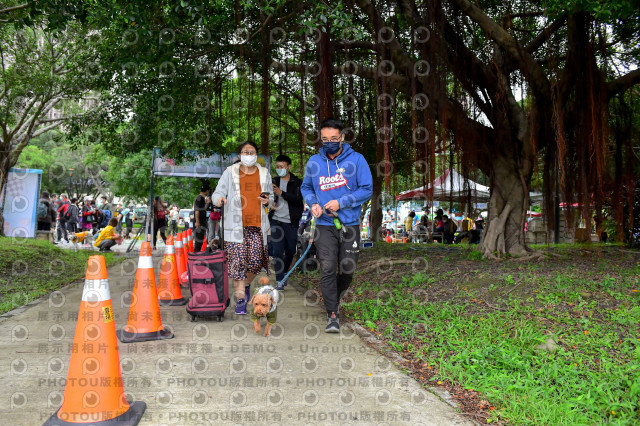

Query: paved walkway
[0,248,473,425]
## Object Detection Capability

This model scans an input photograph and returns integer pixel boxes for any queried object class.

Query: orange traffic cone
[43,255,146,426]
[117,242,174,343]
[181,231,189,263]
[179,232,189,287]
[175,232,187,287]
[200,234,207,252]
[187,229,194,252]
[158,236,186,306]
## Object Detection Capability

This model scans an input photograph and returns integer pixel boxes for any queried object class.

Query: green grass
[0,237,121,315]
[342,245,640,424]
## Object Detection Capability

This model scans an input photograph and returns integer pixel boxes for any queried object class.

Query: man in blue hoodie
[301,118,373,333]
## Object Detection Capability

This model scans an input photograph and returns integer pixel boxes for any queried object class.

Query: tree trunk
[0,155,15,237]
[299,46,306,176]
[260,20,270,153]
[370,172,384,242]
[316,30,333,121]
[479,155,531,257]
[631,180,640,248]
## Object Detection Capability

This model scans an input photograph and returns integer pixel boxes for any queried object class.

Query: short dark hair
[238,141,259,154]
[108,217,118,227]
[70,197,77,203]
[409,211,416,217]
[275,154,292,165]
[41,191,50,199]
[320,118,343,132]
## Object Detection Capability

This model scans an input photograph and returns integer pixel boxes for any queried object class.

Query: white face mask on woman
[240,155,257,167]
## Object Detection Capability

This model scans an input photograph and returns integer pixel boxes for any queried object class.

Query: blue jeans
[270,219,298,282]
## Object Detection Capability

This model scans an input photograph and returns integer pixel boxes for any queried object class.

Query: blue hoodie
[301,143,373,226]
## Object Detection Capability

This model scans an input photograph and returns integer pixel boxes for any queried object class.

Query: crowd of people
[379,207,485,244]
[38,193,122,243]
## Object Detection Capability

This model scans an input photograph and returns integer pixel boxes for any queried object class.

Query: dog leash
[276,216,316,288]
[321,206,345,230]
[322,206,346,244]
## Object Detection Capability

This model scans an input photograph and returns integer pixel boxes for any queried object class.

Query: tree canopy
[3,0,638,252]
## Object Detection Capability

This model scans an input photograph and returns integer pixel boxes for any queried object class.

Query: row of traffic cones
[175,230,208,286]
[44,229,205,425]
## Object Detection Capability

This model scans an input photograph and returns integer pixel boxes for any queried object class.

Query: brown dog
[248,284,279,337]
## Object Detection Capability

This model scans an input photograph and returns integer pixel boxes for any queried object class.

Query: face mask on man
[241,155,257,167]
[276,168,287,177]
[323,142,341,155]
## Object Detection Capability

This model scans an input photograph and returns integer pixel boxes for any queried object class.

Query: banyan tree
[24,0,638,256]
[267,0,640,256]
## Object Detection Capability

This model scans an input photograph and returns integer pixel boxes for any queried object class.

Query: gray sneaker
[325,315,340,333]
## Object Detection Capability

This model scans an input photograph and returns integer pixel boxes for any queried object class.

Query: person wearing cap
[301,118,373,333]
[212,141,274,316]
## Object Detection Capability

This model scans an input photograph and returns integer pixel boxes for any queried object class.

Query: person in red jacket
[56,193,71,243]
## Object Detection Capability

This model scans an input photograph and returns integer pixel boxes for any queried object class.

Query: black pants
[194,225,207,252]
[169,220,178,235]
[314,224,361,315]
[98,239,116,251]
[271,219,298,282]
[148,219,167,248]
[124,219,133,238]
[56,220,68,241]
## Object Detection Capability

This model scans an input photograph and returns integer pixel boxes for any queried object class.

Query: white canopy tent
[396,169,491,203]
